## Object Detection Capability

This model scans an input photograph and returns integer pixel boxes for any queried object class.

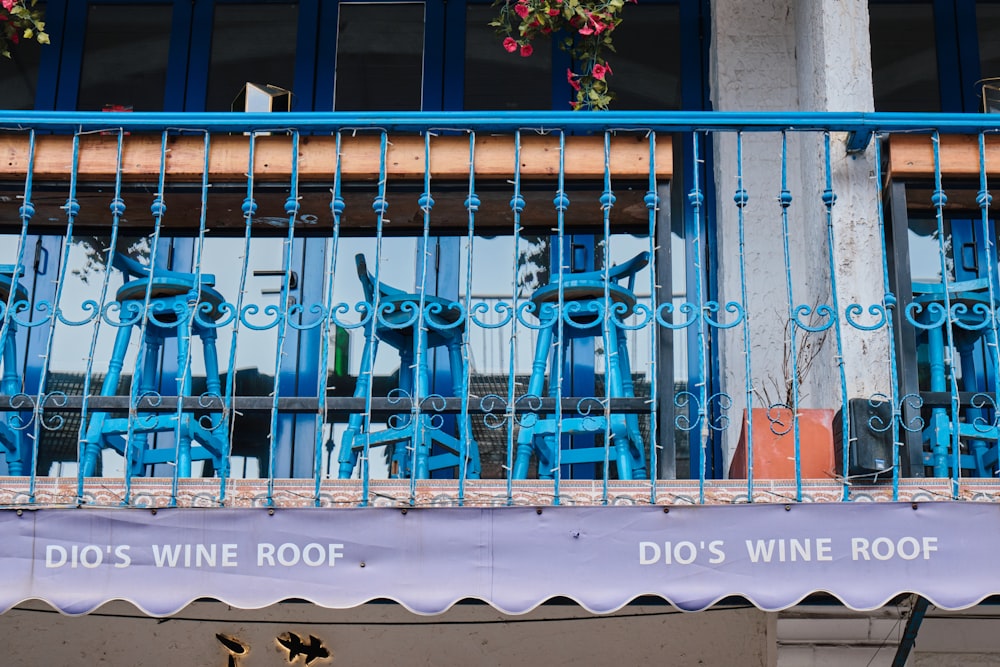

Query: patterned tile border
[0,477,997,508]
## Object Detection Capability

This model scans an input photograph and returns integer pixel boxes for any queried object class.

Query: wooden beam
[0,133,672,182]
[887,134,1000,179]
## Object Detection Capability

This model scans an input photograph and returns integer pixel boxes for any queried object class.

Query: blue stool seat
[513,252,649,480]
[0,265,27,475]
[337,254,480,479]
[913,278,1000,477]
[81,253,228,477]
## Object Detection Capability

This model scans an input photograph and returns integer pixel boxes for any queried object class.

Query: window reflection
[78,5,173,111]
[334,3,424,111]
[870,2,940,111]
[207,4,299,111]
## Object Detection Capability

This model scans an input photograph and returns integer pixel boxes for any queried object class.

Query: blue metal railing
[1,111,1000,507]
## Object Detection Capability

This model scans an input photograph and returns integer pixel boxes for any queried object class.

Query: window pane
[464,5,552,110]
[977,4,1000,110]
[609,5,681,110]
[870,2,940,111]
[334,3,424,111]
[77,5,173,111]
[0,39,41,110]
[207,4,299,111]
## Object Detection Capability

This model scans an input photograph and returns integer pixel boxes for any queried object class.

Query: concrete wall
[0,600,776,666]
[709,0,888,466]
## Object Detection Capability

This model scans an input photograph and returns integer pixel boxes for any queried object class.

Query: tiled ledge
[0,477,993,509]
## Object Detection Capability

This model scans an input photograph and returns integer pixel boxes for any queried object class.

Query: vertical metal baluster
[82,128,128,505]
[174,129,217,503]
[688,132,707,504]
[46,135,87,502]
[645,131,660,504]
[552,131,567,505]
[411,131,435,504]
[121,130,171,504]
[506,131,525,505]
[872,134,904,501]
[600,131,614,503]
[777,131,802,501]
[459,131,479,505]
[821,133,850,501]
[9,132,35,494]
[360,131,390,507]
[976,132,1000,485]
[223,132,258,500]
[734,132,754,502]
[930,132,960,495]
[314,131,345,504]
[265,130,302,503]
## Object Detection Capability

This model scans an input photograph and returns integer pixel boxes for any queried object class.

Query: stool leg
[127,333,162,476]
[338,333,377,479]
[448,338,479,478]
[413,328,431,479]
[175,328,193,477]
[199,326,226,471]
[615,324,647,478]
[392,345,416,478]
[513,324,553,479]
[925,323,951,476]
[1,321,22,475]
[82,322,133,477]
[605,324,632,480]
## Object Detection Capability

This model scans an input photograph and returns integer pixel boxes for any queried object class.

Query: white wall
[709,0,888,467]
[0,600,776,666]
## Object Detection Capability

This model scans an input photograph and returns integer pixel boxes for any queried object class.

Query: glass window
[977,4,1000,109]
[463,4,552,110]
[334,3,424,111]
[0,39,42,110]
[77,5,174,110]
[608,4,682,110]
[206,4,299,111]
[870,2,940,111]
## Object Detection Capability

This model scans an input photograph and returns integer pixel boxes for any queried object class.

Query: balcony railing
[2,111,1000,508]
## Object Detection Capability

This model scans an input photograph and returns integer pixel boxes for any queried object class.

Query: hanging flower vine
[1,0,47,59]
[491,0,633,110]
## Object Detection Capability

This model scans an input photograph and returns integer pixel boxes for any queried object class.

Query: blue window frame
[871,0,1000,111]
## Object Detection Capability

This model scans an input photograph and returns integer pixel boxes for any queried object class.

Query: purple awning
[2,502,992,616]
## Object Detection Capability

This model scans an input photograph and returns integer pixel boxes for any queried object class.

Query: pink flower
[547,8,560,15]
[567,69,581,91]
[503,37,518,52]
[520,43,533,57]
[1,0,16,11]
[577,24,594,35]
[514,2,530,19]
[591,63,609,80]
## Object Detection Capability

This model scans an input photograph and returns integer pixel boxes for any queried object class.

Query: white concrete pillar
[708,0,886,470]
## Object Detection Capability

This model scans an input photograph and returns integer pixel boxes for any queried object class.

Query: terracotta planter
[728,407,835,480]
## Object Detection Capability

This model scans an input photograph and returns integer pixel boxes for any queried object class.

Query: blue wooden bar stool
[0,265,27,475]
[913,278,1000,477]
[513,251,649,480]
[81,253,228,477]
[337,254,480,479]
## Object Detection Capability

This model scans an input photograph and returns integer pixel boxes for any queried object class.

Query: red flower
[591,63,610,80]
[503,37,518,53]
[567,69,581,91]
[548,8,560,15]
[520,43,533,57]
[514,2,530,19]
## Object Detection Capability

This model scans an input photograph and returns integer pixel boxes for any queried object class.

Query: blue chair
[337,254,480,479]
[513,251,649,480]
[81,253,228,477]
[0,265,27,475]
[913,278,1000,477]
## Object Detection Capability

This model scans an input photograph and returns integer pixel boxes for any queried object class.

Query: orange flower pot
[728,407,835,479]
